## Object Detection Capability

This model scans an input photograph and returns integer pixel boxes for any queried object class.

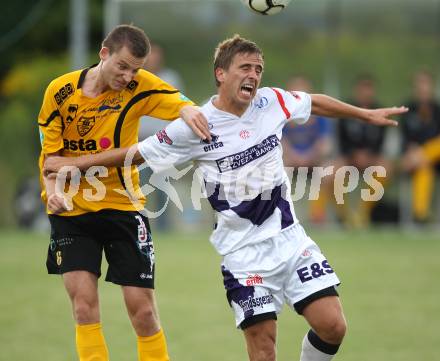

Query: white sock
[300,330,340,361]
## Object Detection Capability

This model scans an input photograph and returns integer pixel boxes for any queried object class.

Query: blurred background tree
[0,0,103,226]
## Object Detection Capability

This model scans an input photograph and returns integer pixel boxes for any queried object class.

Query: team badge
[77,116,95,136]
[239,130,250,139]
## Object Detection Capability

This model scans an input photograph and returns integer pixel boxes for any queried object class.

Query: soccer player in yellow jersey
[38,24,210,361]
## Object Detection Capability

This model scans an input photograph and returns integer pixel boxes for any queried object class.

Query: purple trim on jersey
[215,135,280,173]
[207,182,230,212]
[277,197,294,229]
[230,184,293,228]
[221,265,255,319]
[207,182,294,229]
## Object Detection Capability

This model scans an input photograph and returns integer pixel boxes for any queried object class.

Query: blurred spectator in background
[139,42,185,138]
[334,74,392,226]
[139,43,186,230]
[282,76,333,223]
[401,70,440,223]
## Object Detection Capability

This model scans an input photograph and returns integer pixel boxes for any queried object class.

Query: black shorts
[47,210,155,288]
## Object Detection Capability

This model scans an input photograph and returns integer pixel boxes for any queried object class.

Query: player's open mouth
[240,84,254,96]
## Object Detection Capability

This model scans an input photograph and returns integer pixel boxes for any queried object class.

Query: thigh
[63,271,100,324]
[63,270,99,303]
[47,214,103,277]
[101,211,155,288]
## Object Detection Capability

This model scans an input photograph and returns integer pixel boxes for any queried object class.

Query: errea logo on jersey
[201,133,224,152]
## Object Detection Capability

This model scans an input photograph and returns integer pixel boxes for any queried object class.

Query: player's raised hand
[180,105,212,142]
[364,106,408,127]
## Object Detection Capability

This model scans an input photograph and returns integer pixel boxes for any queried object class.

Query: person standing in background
[281,76,333,223]
[138,43,187,230]
[401,70,440,223]
[334,74,393,227]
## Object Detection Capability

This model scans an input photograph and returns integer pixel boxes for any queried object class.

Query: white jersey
[138,87,311,255]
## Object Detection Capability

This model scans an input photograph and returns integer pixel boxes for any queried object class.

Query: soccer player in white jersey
[45,35,407,361]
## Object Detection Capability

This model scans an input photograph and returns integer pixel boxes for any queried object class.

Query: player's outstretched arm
[44,144,144,174]
[310,94,408,126]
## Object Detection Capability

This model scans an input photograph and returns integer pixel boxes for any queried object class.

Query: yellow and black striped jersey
[38,65,193,216]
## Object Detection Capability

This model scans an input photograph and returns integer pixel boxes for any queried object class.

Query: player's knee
[130,304,158,328]
[318,316,347,345]
[73,300,99,324]
[252,348,276,361]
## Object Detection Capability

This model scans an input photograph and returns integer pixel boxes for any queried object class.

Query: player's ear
[99,47,110,61]
[215,68,225,84]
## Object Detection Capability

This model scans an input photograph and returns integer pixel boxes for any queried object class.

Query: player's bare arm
[43,151,71,214]
[44,144,144,174]
[180,104,212,141]
[310,93,408,127]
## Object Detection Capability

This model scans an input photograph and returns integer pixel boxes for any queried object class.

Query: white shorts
[221,223,340,328]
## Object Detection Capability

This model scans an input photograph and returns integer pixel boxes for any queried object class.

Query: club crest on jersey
[239,130,250,139]
[66,104,78,124]
[77,116,96,136]
[156,129,173,145]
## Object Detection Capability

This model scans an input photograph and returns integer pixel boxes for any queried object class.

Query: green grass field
[0,227,439,361]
